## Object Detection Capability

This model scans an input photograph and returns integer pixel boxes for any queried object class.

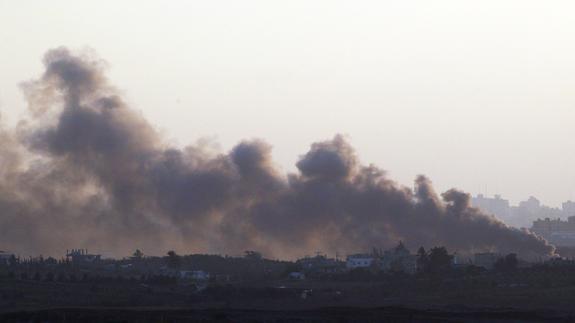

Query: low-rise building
[66,249,101,264]
[380,242,418,274]
[346,254,375,269]
[297,254,344,274]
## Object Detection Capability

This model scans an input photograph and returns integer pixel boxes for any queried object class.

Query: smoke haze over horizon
[0,48,555,260]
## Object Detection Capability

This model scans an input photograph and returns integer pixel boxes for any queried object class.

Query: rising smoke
[0,48,554,259]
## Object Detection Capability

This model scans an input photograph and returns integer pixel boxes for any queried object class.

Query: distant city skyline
[474,193,575,209]
[471,193,575,229]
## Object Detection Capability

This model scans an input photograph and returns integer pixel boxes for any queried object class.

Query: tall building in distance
[531,217,575,247]
[471,194,575,246]
[472,194,511,221]
[563,201,575,217]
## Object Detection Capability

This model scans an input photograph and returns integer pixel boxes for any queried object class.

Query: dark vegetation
[1,249,575,322]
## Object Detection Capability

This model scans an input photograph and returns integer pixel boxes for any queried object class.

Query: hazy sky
[1,1,574,207]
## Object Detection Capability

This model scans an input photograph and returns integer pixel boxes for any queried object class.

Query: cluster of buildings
[290,243,518,280]
[472,194,575,229]
[531,216,575,247]
[346,242,419,274]
[471,194,575,246]
[292,243,420,277]
[0,244,539,285]
[64,249,212,282]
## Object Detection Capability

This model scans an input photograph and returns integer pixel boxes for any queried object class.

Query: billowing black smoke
[0,48,554,259]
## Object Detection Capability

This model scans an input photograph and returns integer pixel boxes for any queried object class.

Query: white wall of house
[346,255,374,269]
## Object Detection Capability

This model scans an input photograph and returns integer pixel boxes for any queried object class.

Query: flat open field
[0,306,569,323]
[1,277,575,322]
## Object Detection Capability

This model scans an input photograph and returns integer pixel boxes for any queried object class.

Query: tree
[133,249,144,260]
[166,250,181,269]
[427,247,453,273]
[244,250,262,261]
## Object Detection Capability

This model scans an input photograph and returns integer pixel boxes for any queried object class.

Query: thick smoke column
[0,48,554,259]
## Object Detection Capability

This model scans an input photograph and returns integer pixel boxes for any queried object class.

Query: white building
[346,254,375,269]
[179,270,210,281]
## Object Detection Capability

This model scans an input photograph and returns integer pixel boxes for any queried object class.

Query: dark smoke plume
[0,48,554,259]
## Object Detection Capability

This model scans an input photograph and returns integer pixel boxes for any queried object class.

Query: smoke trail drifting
[0,48,554,259]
